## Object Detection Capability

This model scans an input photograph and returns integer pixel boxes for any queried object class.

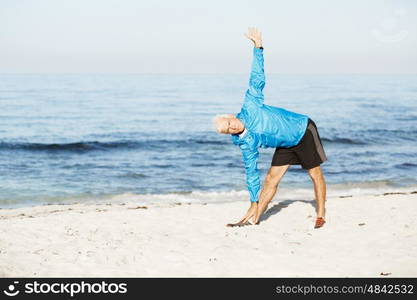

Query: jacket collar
[231,129,248,145]
[238,128,248,138]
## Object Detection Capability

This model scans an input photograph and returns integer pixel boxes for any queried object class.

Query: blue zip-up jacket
[231,47,309,202]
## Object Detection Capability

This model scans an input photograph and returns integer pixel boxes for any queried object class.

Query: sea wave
[0,138,229,152]
[322,128,417,145]
[2,126,416,152]
[395,162,417,169]
[321,137,366,145]
[2,181,416,209]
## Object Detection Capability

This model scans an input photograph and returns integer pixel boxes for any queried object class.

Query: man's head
[213,114,245,134]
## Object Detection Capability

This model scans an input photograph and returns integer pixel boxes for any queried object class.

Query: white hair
[212,114,235,134]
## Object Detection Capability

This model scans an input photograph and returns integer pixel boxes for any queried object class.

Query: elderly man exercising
[214,28,328,228]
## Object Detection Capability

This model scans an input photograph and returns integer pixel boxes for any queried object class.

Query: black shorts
[271,119,327,170]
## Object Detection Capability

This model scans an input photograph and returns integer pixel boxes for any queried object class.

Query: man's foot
[314,217,326,228]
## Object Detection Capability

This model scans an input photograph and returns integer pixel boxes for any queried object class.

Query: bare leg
[308,166,326,218]
[253,165,290,224]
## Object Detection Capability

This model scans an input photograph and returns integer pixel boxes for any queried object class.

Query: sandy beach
[1,189,416,277]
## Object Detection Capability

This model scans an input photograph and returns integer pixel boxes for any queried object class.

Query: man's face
[225,117,244,134]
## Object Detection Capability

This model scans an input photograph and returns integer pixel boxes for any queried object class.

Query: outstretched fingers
[244,27,262,46]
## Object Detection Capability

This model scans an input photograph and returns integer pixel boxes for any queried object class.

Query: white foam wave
[101,182,417,206]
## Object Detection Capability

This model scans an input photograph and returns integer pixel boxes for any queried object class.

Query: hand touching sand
[226,201,258,227]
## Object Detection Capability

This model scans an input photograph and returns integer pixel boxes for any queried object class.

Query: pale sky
[1,0,416,73]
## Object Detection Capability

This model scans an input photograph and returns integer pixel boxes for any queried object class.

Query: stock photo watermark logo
[3,281,20,297]
[372,8,408,43]
[2,280,128,297]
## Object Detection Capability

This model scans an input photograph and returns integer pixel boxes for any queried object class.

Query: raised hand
[244,27,263,48]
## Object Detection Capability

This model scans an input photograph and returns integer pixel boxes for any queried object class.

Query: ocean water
[1,73,416,208]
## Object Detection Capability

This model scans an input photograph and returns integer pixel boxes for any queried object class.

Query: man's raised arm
[244,27,265,107]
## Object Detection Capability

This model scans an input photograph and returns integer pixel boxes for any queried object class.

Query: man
[214,28,328,228]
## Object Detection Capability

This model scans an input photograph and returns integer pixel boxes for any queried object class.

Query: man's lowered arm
[240,142,261,203]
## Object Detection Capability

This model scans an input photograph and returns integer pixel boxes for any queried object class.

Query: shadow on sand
[259,199,316,222]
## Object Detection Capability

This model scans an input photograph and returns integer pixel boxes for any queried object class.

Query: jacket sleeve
[240,142,261,202]
[244,47,265,107]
